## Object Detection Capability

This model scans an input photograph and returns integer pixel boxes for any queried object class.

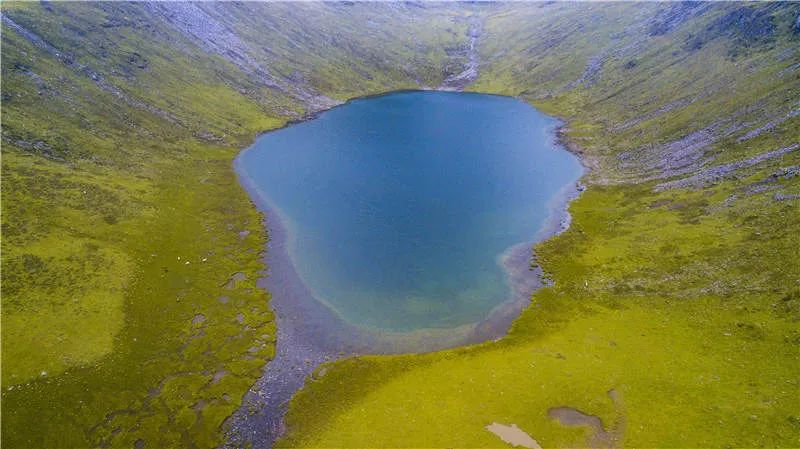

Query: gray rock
[656,143,799,191]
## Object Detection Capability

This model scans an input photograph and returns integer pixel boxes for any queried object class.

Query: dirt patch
[211,370,228,384]
[192,314,206,326]
[223,271,247,289]
[485,423,542,449]
[548,389,625,449]
[548,407,612,448]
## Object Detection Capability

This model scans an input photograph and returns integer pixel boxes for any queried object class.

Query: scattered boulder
[648,2,709,37]
[223,272,248,289]
[192,314,206,326]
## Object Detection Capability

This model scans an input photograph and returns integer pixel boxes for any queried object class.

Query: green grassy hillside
[1,2,468,447]
[280,3,800,448]
[1,2,798,448]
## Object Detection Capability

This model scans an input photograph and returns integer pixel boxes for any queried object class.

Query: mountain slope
[1,2,471,447]
[279,3,800,448]
[1,2,798,448]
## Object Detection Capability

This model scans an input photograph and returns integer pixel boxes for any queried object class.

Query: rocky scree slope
[0,2,475,448]
[279,3,800,448]
[1,2,799,449]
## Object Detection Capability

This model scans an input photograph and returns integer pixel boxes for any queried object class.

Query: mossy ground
[2,140,280,447]
[1,2,475,447]
[281,183,799,448]
[2,2,799,448]
[279,3,800,448]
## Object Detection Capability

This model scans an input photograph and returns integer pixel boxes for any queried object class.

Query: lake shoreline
[225,89,588,448]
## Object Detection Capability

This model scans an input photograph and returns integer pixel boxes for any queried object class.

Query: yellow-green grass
[0,2,482,446]
[279,4,800,446]
[282,298,798,448]
[2,2,799,447]
[281,180,800,448]
[1,146,279,447]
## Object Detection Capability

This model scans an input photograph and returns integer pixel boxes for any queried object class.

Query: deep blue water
[237,91,581,332]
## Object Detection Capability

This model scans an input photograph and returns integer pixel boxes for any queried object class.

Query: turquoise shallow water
[237,91,581,332]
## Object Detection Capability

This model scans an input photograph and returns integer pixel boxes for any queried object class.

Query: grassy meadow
[1,2,798,448]
[280,3,800,447]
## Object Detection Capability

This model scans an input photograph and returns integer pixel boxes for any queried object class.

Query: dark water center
[236,91,581,332]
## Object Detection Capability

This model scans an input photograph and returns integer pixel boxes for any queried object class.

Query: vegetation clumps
[1,2,798,448]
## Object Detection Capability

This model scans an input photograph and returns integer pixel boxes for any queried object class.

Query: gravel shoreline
[223,96,586,449]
